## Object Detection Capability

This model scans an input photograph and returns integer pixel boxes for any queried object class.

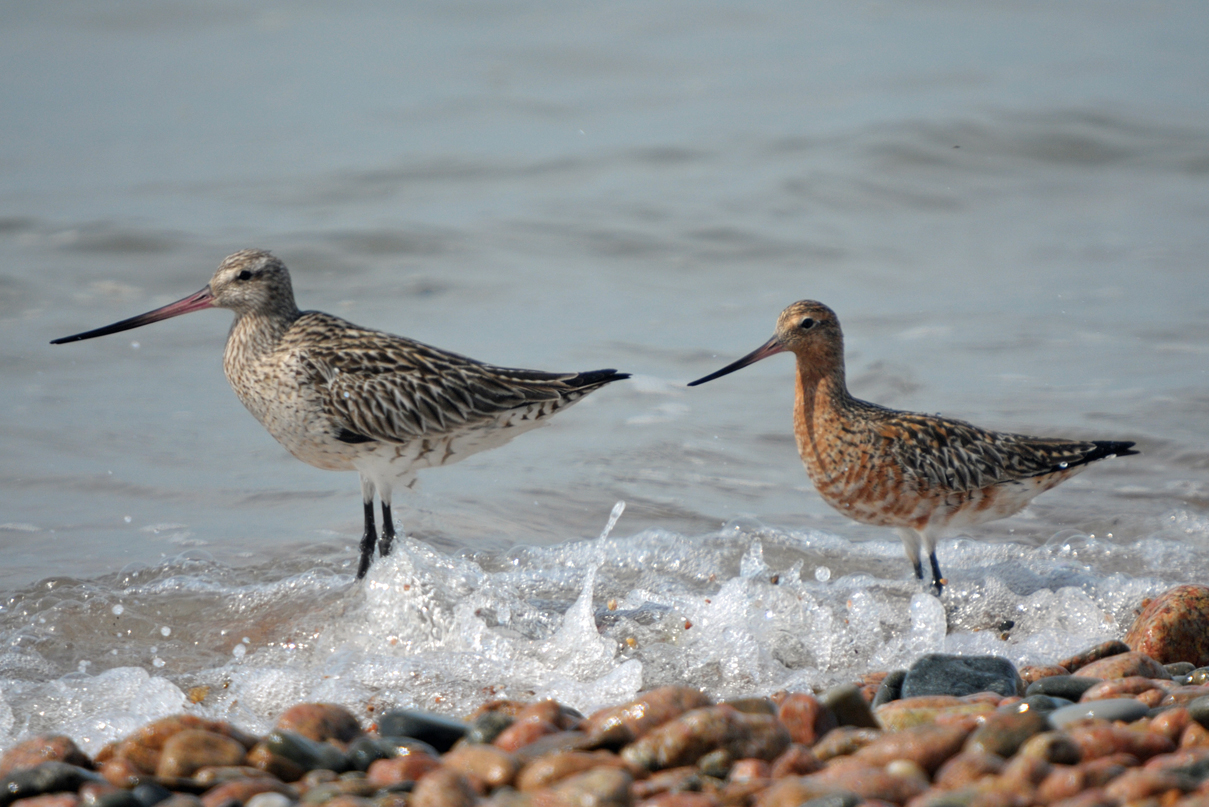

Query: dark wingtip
[572,369,630,388]
[1055,440,1138,473]
[1090,440,1139,459]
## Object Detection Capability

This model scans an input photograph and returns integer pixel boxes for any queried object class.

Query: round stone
[1048,698,1149,728]
[376,710,468,754]
[1124,585,1209,667]
[466,712,514,745]
[901,654,1022,699]
[871,670,907,708]
[263,729,349,773]
[131,783,172,807]
[1187,694,1209,728]
[819,684,878,729]
[1025,676,1104,701]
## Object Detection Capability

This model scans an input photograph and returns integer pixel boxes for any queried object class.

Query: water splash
[0,521,1202,751]
[598,501,626,541]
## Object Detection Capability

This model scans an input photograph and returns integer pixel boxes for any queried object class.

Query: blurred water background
[0,0,1207,750]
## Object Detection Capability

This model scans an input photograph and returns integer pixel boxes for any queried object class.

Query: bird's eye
[237,270,252,281]
[799,317,815,330]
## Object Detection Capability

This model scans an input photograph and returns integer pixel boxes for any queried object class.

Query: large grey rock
[901,654,1023,699]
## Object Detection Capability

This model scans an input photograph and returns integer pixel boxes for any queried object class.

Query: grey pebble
[466,711,514,745]
[901,654,1022,699]
[265,729,349,773]
[820,684,878,728]
[94,791,142,807]
[0,762,103,807]
[131,784,173,807]
[1025,675,1102,701]
[377,709,468,754]
[800,794,861,807]
[346,736,398,772]
[871,670,906,708]
[1188,694,1209,728]
[1048,697,1149,728]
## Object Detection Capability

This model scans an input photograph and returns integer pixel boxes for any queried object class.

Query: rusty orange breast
[793,370,928,527]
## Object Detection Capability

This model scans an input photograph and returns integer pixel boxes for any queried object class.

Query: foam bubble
[13,667,186,754]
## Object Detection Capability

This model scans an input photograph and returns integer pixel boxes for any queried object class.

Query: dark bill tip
[51,286,215,345]
[687,335,787,386]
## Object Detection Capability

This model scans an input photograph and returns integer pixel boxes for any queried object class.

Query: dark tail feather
[569,369,630,389]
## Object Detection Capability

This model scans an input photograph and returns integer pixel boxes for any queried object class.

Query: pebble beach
[4,584,1209,807]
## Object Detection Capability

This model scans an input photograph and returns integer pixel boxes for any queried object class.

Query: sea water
[0,0,1207,751]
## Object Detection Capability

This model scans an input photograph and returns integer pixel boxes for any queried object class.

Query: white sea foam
[0,520,1203,752]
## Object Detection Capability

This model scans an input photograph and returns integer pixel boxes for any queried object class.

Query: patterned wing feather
[287,313,623,443]
[879,410,1134,492]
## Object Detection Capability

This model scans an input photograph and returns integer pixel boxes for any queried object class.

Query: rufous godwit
[688,300,1136,595]
[52,249,629,578]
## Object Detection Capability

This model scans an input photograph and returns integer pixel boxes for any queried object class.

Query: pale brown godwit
[688,300,1136,595]
[52,249,629,578]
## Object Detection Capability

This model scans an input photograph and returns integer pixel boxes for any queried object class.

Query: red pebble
[728,759,770,782]
[1066,723,1175,762]
[199,779,296,807]
[1079,676,1164,702]
[1103,767,1197,802]
[10,796,79,807]
[1047,788,1119,807]
[1124,584,1209,668]
[1073,651,1171,681]
[0,737,91,777]
[366,753,442,786]
[769,744,820,778]
[493,717,558,752]
[637,793,720,807]
[853,723,972,775]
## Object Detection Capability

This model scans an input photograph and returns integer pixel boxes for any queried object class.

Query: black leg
[379,502,395,558]
[929,550,945,596]
[912,559,924,580]
[356,500,377,579]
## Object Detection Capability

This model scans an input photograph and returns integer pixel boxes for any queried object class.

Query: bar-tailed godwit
[688,300,1136,594]
[53,249,629,578]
